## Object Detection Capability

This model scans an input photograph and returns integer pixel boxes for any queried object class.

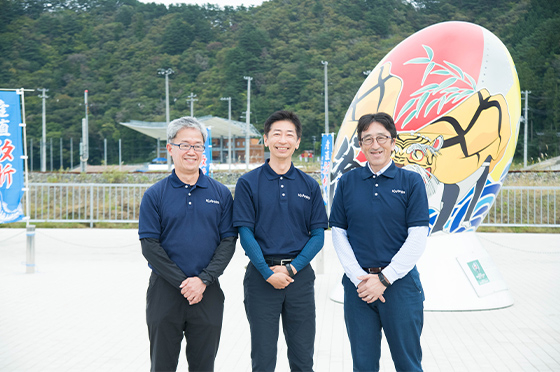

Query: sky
[138,0,267,8]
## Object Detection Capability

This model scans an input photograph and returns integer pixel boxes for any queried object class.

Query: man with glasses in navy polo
[329,112,429,372]
[233,110,328,372]
[139,116,237,372]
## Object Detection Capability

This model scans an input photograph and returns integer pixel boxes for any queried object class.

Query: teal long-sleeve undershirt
[238,226,325,280]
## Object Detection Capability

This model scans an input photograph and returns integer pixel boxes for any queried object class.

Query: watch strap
[378,272,391,287]
[286,263,295,277]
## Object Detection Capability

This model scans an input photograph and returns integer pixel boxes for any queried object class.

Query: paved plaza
[1,228,559,371]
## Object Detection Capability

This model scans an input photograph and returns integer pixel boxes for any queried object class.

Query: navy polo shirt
[233,160,328,257]
[329,162,429,267]
[139,169,237,277]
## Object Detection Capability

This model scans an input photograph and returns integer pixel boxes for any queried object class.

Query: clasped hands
[356,274,386,304]
[180,277,206,305]
[266,265,297,289]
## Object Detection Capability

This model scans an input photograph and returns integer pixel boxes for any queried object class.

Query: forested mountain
[0,0,558,166]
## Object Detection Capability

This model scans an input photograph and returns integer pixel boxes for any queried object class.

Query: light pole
[187,92,198,117]
[37,88,48,172]
[321,61,329,134]
[244,76,253,170]
[80,90,88,173]
[221,97,232,170]
[158,68,174,169]
[523,90,531,168]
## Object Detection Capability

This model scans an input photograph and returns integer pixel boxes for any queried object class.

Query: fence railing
[24,183,559,228]
[483,186,559,227]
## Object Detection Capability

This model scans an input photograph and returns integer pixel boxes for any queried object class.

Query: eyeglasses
[360,135,392,146]
[170,143,205,152]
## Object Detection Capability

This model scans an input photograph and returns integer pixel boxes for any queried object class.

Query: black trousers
[146,272,224,372]
[243,262,316,372]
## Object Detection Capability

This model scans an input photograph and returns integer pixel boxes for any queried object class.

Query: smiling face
[264,120,301,162]
[359,121,396,173]
[166,127,204,178]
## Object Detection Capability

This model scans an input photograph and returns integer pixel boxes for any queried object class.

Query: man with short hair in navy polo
[139,116,237,372]
[329,112,429,372]
[233,110,328,372]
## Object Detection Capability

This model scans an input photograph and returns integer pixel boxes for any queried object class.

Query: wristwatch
[286,263,295,278]
[378,273,391,287]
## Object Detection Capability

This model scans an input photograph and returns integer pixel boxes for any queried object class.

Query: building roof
[119,115,262,140]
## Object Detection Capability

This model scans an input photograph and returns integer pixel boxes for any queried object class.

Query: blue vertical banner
[320,133,334,207]
[200,127,212,176]
[0,91,24,224]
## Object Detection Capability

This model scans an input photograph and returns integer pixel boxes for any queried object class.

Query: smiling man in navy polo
[329,113,429,372]
[139,116,237,372]
[233,110,328,372]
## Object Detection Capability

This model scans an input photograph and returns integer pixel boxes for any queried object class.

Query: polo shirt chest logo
[392,189,406,195]
[205,199,220,205]
[298,193,311,200]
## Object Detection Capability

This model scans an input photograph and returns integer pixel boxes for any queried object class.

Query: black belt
[264,257,294,266]
[362,266,386,274]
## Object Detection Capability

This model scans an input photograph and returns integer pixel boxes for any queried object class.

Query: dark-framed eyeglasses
[170,143,205,152]
[360,135,392,146]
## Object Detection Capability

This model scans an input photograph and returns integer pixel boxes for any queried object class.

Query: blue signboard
[200,127,212,176]
[320,133,333,206]
[0,91,24,223]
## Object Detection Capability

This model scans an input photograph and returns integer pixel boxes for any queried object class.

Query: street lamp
[158,68,174,169]
[244,76,253,170]
[37,88,48,172]
[221,97,232,171]
[321,61,329,134]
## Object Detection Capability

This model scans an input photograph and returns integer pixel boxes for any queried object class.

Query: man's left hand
[180,277,207,305]
[356,274,386,303]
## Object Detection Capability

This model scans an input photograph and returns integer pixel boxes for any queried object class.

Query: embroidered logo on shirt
[206,199,220,204]
[392,189,406,194]
[298,193,311,200]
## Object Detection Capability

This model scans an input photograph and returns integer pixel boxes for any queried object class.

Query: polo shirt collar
[169,169,209,189]
[361,160,397,180]
[263,159,296,180]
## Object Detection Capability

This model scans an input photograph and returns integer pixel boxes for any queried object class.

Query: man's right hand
[266,270,294,289]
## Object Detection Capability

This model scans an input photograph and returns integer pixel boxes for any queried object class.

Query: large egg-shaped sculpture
[331,21,521,235]
[329,22,521,310]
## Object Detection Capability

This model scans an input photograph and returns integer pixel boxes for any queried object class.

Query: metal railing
[24,183,559,228]
[483,186,560,227]
[25,183,151,227]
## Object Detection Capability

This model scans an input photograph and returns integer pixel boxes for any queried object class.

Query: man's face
[166,127,204,175]
[359,121,395,173]
[264,120,301,161]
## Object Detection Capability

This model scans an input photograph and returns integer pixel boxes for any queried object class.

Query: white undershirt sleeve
[332,226,368,288]
[382,225,429,284]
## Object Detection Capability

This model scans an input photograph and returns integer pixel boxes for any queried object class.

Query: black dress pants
[244,262,316,372]
[146,272,224,372]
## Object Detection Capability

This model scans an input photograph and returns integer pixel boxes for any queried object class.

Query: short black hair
[357,112,397,141]
[263,110,302,139]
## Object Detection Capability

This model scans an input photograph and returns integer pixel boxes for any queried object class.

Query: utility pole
[187,92,198,117]
[221,97,232,170]
[158,68,174,170]
[523,90,531,168]
[50,137,53,172]
[244,76,253,170]
[29,138,33,171]
[70,138,73,170]
[59,137,63,170]
[80,90,89,173]
[321,61,329,134]
[37,88,48,172]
